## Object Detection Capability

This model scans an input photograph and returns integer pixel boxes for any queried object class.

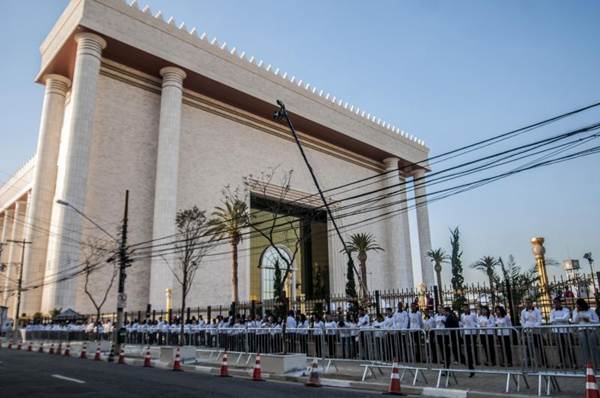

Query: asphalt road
[0,349,384,397]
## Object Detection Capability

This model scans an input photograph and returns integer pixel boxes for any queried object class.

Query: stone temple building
[0,0,433,318]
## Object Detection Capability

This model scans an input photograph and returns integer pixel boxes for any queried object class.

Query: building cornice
[100,59,386,172]
[36,0,431,170]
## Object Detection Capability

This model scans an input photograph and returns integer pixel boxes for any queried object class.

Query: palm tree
[472,256,500,304]
[344,233,384,300]
[208,197,248,304]
[427,248,450,305]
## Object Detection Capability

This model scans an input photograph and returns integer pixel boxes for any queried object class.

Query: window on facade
[260,246,292,300]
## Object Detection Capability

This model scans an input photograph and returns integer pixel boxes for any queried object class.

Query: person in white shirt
[422,308,438,363]
[520,297,547,367]
[460,304,478,373]
[338,314,352,359]
[324,313,338,358]
[312,314,325,357]
[393,302,410,329]
[393,302,409,362]
[572,298,600,368]
[494,306,513,367]
[408,302,424,362]
[285,311,297,353]
[297,314,309,354]
[382,308,395,362]
[372,313,386,360]
[550,297,575,368]
[477,305,496,366]
[356,308,371,360]
[434,308,450,366]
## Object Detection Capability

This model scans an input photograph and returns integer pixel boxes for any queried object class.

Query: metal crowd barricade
[522,324,599,396]
[20,322,600,395]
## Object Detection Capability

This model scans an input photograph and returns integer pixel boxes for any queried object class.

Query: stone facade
[0,0,434,317]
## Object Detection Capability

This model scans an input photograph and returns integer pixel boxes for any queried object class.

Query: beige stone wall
[72,73,160,314]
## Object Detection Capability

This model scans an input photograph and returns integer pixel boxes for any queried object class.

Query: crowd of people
[23,296,600,370]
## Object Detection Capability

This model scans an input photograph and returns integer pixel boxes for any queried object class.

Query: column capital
[382,157,399,170]
[43,74,71,96]
[160,66,186,89]
[74,32,107,59]
[412,167,427,178]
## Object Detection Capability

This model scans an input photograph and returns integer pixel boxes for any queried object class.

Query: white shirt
[383,315,394,329]
[393,310,409,329]
[408,311,423,330]
[550,307,571,333]
[520,308,542,328]
[572,308,599,329]
[495,316,512,336]
[357,314,370,328]
[477,315,496,335]
[372,320,385,338]
[324,321,337,335]
[286,316,297,330]
[313,320,325,335]
[460,312,478,335]
[434,314,448,335]
[423,317,436,331]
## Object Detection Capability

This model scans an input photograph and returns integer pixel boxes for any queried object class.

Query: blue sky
[1,0,599,284]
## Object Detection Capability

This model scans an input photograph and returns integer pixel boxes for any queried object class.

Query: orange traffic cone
[38,342,44,353]
[80,343,87,359]
[143,346,152,368]
[27,342,33,352]
[252,353,265,381]
[172,347,183,371]
[94,346,101,361]
[56,342,62,356]
[384,362,405,395]
[64,343,71,357]
[305,358,321,387]
[118,349,126,365]
[48,343,54,355]
[586,361,600,398]
[217,352,231,377]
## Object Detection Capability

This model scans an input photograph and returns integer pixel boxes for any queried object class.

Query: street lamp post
[531,237,552,320]
[434,262,443,307]
[584,252,597,293]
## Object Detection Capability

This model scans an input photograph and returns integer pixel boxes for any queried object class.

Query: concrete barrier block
[261,354,307,374]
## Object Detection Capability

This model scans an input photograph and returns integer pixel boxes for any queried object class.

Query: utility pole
[7,239,32,331]
[273,100,367,306]
[114,190,131,357]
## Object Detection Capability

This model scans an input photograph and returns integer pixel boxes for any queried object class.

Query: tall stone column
[21,75,70,315]
[43,32,106,311]
[1,208,14,305]
[149,66,186,308]
[4,201,27,313]
[413,168,434,286]
[383,158,414,290]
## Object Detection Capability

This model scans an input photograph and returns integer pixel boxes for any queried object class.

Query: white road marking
[51,374,86,384]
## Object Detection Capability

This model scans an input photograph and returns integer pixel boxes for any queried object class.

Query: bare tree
[82,240,117,324]
[244,168,303,311]
[169,206,211,344]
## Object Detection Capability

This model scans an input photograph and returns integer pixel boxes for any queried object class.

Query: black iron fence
[27,271,598,325]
